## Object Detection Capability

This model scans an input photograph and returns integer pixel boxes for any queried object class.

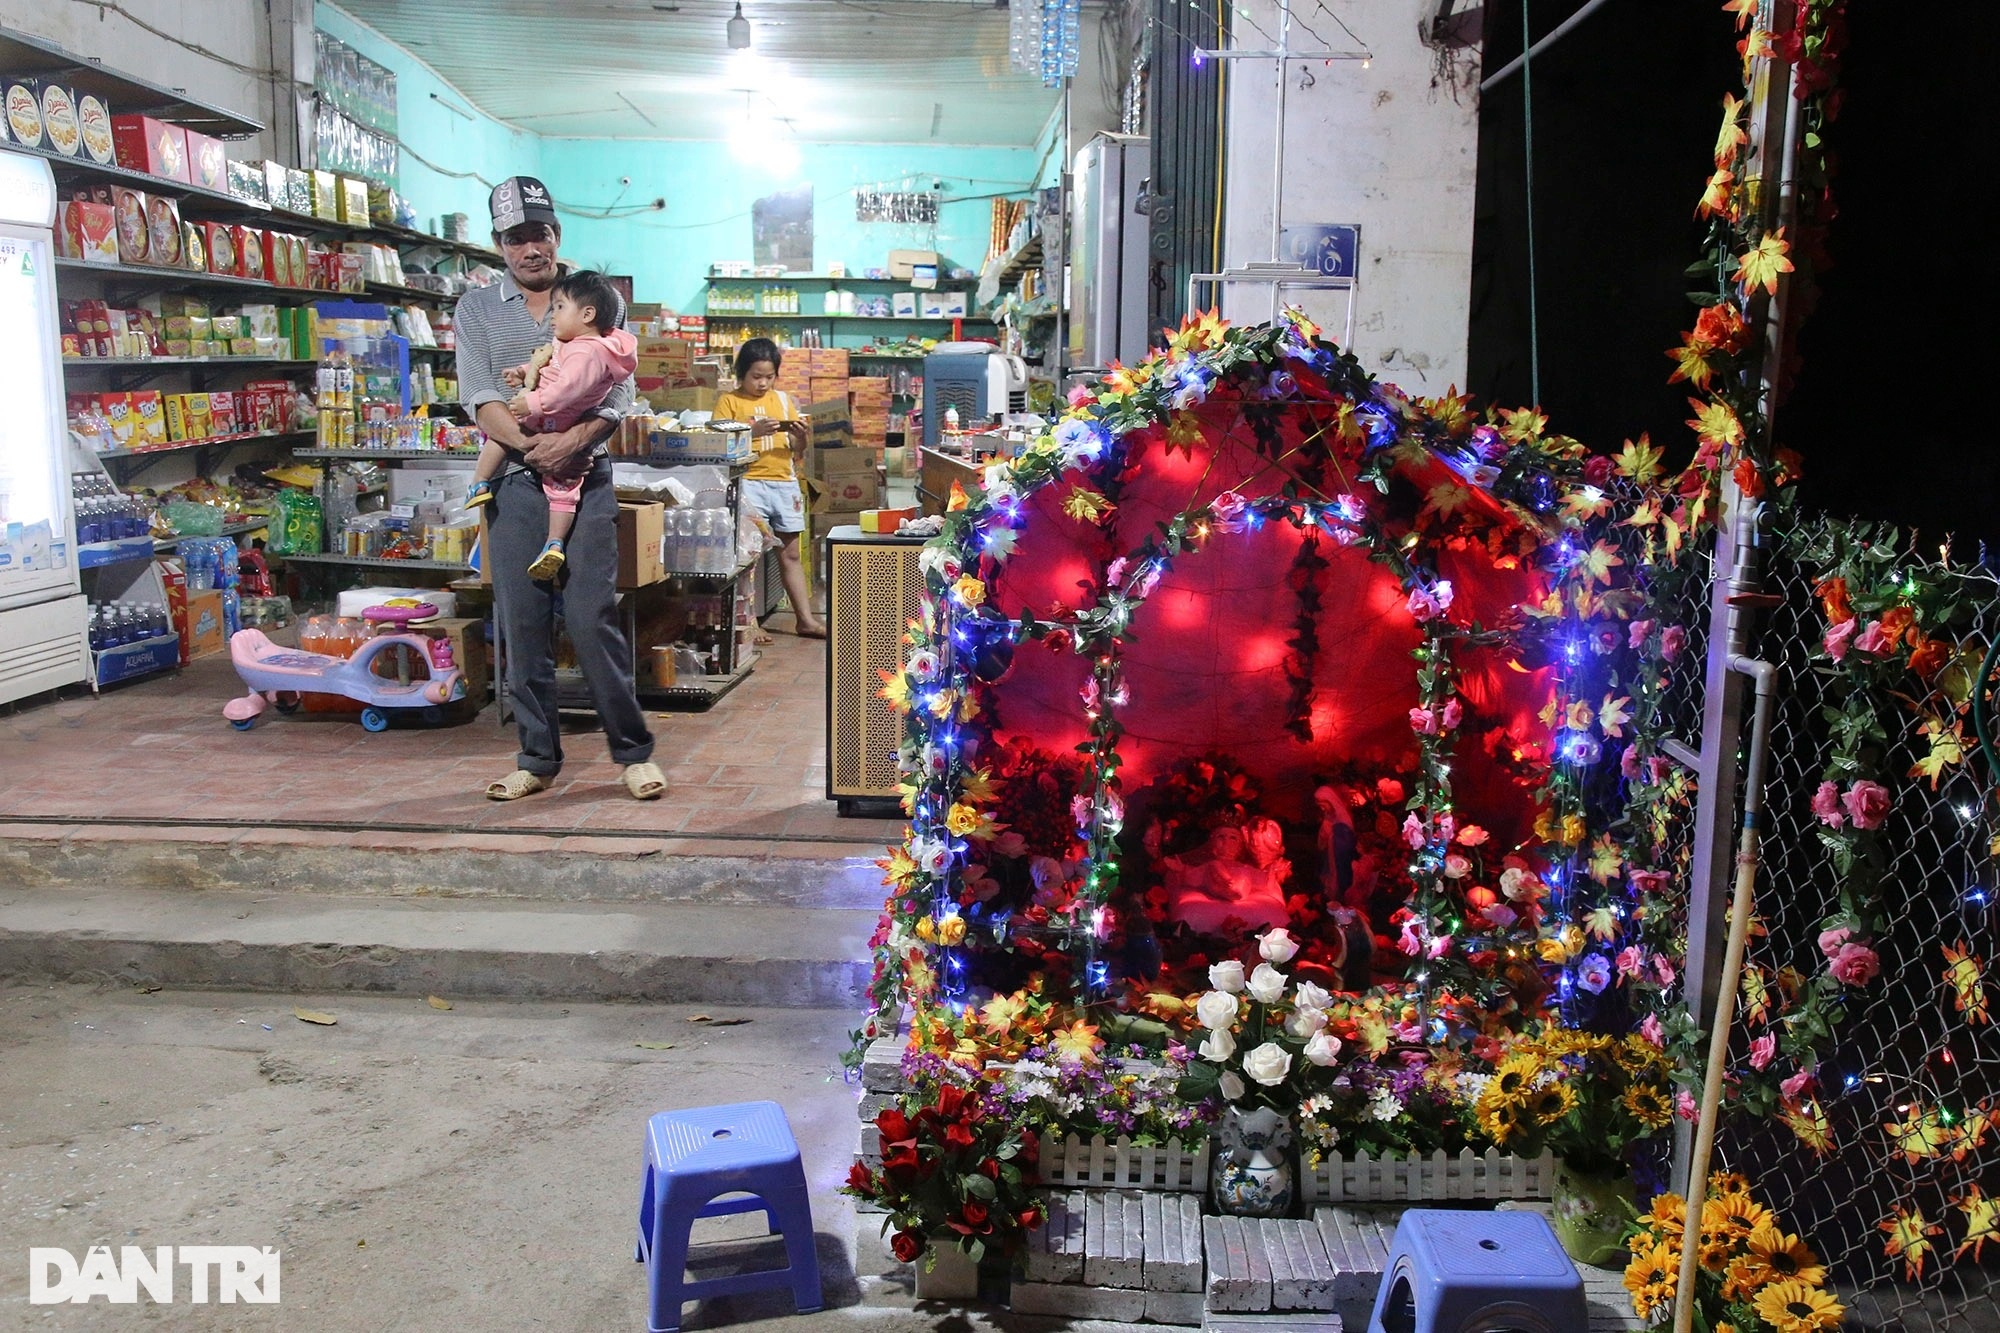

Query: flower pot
[1550,1165,1637,1266]
[912,1240,981,1300]
[1210,1104,1297,1218]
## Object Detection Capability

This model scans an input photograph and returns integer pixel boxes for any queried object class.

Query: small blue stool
[636,1100,822,1333]
[1367,1209,1585,1333]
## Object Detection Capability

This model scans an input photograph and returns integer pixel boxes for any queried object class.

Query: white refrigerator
[0,147,89,705]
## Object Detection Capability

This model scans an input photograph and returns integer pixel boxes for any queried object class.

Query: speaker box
[825,530,926,813]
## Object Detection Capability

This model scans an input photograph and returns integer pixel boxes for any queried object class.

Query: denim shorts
[740,477,807,535]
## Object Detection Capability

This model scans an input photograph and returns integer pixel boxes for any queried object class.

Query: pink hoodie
[514,328,638,433]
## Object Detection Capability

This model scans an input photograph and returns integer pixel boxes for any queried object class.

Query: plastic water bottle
[693,508,717,575]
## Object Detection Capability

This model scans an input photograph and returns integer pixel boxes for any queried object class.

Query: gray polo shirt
[455,273,634,426]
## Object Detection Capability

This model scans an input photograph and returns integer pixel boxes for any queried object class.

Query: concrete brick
[1144,1190,1204,1292]
[1260,1217,1338,1311]
[1315,1206,1398,1327]
[860,1037,905,1092]
[1023,1190,1086,1284]
[857,1121,881,1165]
[1011,1280,1147,1321]
[1203,1214,1272,1312]
[1085,1189,1147,1289]
[857,1090,898,1122]
[1145,1289,1206,1325]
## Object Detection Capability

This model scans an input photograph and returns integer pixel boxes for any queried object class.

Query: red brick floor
[0,622,902,857]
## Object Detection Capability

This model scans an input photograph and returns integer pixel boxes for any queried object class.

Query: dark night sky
[1467,0,1999,547]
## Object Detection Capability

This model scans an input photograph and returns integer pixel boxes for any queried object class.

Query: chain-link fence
[1681,512,2000,1332]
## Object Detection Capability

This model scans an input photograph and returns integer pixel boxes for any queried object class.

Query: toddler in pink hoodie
[465,269,638,580]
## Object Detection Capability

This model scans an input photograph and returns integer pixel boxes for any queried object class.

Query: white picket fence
[1302,1147,1557,1204]
[1035,1133,1210,1192]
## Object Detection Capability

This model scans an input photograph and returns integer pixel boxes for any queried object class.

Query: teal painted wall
[316,5,541,237]
[539,140,1042,311]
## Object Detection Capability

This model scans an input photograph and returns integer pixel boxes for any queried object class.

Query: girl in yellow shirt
[713,338,825,638]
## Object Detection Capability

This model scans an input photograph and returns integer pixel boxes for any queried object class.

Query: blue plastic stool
[636,1100,822,1333]
[1367,1209,1585,1333]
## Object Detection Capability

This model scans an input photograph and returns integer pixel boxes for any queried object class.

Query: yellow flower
[1737,229,1795,296]
[1737,1224,1826,1290]
[1642,1191,1688,1239]
[914,916,937,943]
[979,991,1025,1036]
[936,913,967,946]
[1527,1082,1575,1126]
[1050,1019,1101,1064]
[1489,1054,1541,1101]
[1703,1190,1773,1241]
[945,803,981,837]
[1559,813,1587,846]
[1622,1241,1677,1320]
[1613,1034,1660,1075]
[952,574,986,607]
[1750,1278,1844,1333]
[878,669,914,713]
[1622,1082,1674,1131]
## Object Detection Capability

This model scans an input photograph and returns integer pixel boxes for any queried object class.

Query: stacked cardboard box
[851,376,891,447]
[774,347,811,402]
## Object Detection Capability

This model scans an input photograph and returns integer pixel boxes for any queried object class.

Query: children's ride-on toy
[223,627,465,732]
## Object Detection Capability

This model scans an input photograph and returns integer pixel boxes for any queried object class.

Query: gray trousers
[489,458,654,775]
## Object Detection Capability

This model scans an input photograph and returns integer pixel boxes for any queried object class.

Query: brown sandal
[486,770,549,801]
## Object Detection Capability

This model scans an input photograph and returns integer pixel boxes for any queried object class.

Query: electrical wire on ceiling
[74,0,283,78]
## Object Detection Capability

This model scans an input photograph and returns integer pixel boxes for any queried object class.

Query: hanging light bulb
[727,1,751,50]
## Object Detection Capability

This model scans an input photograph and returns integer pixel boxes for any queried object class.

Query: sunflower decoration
[1469,1021,1676,1174]
[1623,1173,1843,1332]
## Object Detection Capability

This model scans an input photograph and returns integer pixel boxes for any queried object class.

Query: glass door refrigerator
[0,146,89,705]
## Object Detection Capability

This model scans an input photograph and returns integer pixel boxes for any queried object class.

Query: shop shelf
[407,345,456,356]
[77,536,157,569]
[0,27,263,133]
[93,633,181,687]
[366,280,462,305]
[291,448,481,461]
[281,552,472,572]
[991,234,1045,287]
[155,519,268,553]
[63,355,310,371]
[702,312,992,324]
[706,273,973,287]
[93,429,313,462]
[54,256,323,298]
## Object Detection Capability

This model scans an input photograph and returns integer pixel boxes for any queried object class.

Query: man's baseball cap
[490,176,557,232]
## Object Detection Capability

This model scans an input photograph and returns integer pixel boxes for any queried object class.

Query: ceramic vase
[1550,1164,1637,1266]
[1210,1104,1297,1218]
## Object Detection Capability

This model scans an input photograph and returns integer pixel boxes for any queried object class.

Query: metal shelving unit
[282,552,471,573]
[292,448,479,462]
[0,25,263,133]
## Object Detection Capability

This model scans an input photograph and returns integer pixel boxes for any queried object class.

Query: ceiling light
[727,2,751,49]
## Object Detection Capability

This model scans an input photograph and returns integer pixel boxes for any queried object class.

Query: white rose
[1198,1029,1236,1062]
[1501,866,1536,902]
[1246,963,1287,1005]
[1208,959,1247,994]
[1258,928,1300,964]
[1241,1041,1293,1087]
[1195,990,1241,1031]
[1218,1071,1246,1103]
[1294,980,1334,1013]
[1304,1031,1344,1066]
[1286,1006,1328,1038]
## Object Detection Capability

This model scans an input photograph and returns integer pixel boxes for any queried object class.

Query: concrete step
[0,883,873,1007]
[0,822,889,909]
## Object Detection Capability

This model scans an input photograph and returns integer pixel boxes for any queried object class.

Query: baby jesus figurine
[1161,819,1291,935]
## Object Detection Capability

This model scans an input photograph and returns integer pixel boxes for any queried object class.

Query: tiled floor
[0,617,902,856]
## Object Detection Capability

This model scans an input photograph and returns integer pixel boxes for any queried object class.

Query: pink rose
[1482,903,1518,929]
[1628,619,1655,650]
[1824,618,1856,661]
[1830,942,1881,986]
[1616,945,1645,978]
[1067,384,1094,407]
[1583,454,1616,488]
[1070,794,1093,828]
[1441,698,1464,730]
[1676,1090,1699,1122]
[1853,620,1889,655]
[1407,587,1442,622]
[1621,746,1642,780]
[1402,814,1427,849]
[1426,934,1452,959]
[1377,778,1405,804]
[1104,557,1129,588]
[1842,780,1890,831]
[1780,1068,1816,1103]
[1639,1013,1665,1048]
[1456,824,1490,847]
[993,830,1028,858]
[1398,919,1424,955]
[1210,492,1249,533]
[1437,814,1457,845]
[1661,626,1687,661]
[1810,781,1845,828]
[1628,868,1670,895]
[1443,853,1472,880]
[1816,926,1853,960]
[1749,1034,1777,1070]
[1409,707,1439,735]
[1653,955,1677,987]
[1648,755,1672,785]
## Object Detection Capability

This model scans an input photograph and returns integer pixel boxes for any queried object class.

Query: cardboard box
[808,348,850,376]
[643,385,721,414]
[128,391,167,447]
[309,169,341,221]
[808,376,848,405]
[814,469,882,514]
[96,392,135,446]
[186,589,226,660]
[62,200,118,264]
[339,177,371,226]
[817,444,881,476]
[887,248,939,281]
[166,392,212,441]
[919,291,969,318]
[892,291,918,317]
[110,115,190,182]
[615,501,667,588]
[185,130,227,192]
[860,506,918,534]
[208,390,239,435]
[418,616,488,705]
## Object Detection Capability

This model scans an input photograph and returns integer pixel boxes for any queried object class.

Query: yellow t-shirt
[714,388,801,483]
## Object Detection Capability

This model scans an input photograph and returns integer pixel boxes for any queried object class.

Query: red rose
[1582,455,1615,487]
[846,1162,875,1191]
[962,1200,990,1227]
[980,1156,1002,1179]
[882,1146,920,1177]
[1018,1207,1045,1231]
[876,1108,912,1144]
[935,1085,967,1119]
[891,1230,925,1263]
[944,1121,975,1150]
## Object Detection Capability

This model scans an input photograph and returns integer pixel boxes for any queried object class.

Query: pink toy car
[222,628,465,732]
